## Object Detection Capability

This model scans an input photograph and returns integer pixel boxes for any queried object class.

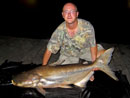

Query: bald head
[62,2,79,24]
[62,3,78,12]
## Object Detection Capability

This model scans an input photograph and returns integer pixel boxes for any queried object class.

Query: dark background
[1,0,130,44]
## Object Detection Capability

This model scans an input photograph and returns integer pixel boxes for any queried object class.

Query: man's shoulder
[78,18,92,26]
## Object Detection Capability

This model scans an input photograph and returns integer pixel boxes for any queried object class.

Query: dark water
[0,61,130,98]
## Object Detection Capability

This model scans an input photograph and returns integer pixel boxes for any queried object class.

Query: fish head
[12,73,41,88]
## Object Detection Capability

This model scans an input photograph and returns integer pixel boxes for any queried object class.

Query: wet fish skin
[12,48,118,96]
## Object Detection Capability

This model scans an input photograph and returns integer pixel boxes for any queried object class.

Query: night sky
[1,0,129,44]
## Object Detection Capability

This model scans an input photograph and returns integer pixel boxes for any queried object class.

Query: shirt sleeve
[47,23,64,54]
[87,22,96,47]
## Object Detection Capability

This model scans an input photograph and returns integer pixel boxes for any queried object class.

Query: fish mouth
[11,80,16,85]
[11,79,38,87]
[12,80,22,86]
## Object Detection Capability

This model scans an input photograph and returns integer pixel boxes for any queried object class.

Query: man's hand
[90,75,95,81]
[90,68,99,81]
[93,68,99,71]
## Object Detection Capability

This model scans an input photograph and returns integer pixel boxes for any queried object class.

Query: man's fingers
[90,75,94,81]
[93,68,99,71]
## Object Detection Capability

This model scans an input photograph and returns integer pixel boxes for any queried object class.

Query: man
[42,2,105,80]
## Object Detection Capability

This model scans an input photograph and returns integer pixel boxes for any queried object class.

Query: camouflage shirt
[47,18,96,57]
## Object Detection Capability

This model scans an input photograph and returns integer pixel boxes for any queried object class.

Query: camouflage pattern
[58,44,104,65]
[47,18,104,64]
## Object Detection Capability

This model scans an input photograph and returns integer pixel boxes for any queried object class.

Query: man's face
[62,4,79,24]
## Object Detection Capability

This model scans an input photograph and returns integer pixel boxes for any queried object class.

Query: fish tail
[94,48,118,81]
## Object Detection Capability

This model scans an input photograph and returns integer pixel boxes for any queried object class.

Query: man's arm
[90,45,97,62]
[90,45,98,81]
[42,49,52,66]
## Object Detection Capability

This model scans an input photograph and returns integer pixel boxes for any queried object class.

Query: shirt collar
[63,19,81,37]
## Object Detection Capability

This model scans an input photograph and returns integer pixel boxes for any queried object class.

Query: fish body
[12,48,118,95]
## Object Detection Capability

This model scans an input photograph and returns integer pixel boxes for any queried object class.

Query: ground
[0,35,130,98]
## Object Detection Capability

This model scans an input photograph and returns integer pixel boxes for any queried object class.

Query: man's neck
[66,20,78,37]
[66,20,78,30]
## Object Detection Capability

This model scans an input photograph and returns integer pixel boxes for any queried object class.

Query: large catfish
[12,48,118,95]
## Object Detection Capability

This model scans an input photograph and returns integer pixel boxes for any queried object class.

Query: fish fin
[94,48,118,81]
[74,71,94,87]
[36,87,47,96]
[49,60,65,66]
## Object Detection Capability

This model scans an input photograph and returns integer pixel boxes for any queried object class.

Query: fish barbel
[12,48,118,95]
